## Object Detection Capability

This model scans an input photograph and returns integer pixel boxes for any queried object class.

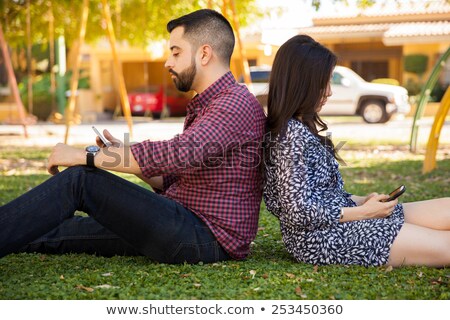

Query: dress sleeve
[275,125,342,231]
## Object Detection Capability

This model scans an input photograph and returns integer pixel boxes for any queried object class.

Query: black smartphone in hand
[382,185,406,202]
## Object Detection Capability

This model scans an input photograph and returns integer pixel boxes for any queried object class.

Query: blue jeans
[0,166,230,264]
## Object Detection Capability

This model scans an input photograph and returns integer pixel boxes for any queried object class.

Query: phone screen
[383,185,406,202]
[92,126,111,147]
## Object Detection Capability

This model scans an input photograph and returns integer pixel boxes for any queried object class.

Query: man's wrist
[85,145,101,167]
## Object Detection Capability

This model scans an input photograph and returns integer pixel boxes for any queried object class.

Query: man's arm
[46,143,142,175]
[136,174,163,190]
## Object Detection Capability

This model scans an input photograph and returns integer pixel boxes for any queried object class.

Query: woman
[263,34,450,267]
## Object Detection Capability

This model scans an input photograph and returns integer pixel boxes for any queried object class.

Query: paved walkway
[0,116,448,148]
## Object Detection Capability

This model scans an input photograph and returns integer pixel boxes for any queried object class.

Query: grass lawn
[0,145,449,299]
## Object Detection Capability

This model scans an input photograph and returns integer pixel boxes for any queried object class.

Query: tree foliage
[0,0,262,49]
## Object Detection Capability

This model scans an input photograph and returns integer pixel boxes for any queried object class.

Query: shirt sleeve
[274,125,342,231]
[130,92,255,178]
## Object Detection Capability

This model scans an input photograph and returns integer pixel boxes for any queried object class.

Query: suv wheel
[361,100,389,123]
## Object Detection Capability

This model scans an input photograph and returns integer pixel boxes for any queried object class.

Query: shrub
[19,71,90,120]
[404,78,422,96]
[404,54,428,76]
[371,78,400,86]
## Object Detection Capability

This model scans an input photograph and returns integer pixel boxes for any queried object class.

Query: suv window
[331,72,343,85]
[250,70,271,83]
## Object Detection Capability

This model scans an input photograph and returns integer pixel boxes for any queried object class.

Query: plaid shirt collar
[187,71,236,115]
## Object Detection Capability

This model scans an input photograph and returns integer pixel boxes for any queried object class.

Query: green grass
[0,146,449,299]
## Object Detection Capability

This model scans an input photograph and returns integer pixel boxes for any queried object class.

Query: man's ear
[199,45,213,66]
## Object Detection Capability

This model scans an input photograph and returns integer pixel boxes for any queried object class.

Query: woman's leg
[388,222,450,267]
[402,198,450,230]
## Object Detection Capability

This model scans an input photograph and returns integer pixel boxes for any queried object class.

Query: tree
[0,0,263,49]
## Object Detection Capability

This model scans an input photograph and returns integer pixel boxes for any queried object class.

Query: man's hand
[96,129,123,148]
[47,143,85,175]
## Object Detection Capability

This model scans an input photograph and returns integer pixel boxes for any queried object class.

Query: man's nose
[164,58,172,69]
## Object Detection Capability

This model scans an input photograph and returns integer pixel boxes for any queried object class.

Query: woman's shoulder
[285,118,316,141]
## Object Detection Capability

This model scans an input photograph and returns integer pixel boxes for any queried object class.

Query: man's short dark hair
[167,9,235,65]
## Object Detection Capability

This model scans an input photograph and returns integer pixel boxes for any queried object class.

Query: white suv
[323,66,410,123]
[243,65,411,124]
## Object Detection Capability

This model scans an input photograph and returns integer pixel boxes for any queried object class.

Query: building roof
[314,0,450,20]
[299,20,450,45]
[384,21,450,38]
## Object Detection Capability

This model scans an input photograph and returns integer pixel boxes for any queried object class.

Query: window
[250,71,271,83]
[331,72,343,85]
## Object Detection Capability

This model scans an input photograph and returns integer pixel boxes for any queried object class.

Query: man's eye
[173,53,179,57]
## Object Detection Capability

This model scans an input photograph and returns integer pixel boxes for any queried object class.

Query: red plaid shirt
[130,72,266,259]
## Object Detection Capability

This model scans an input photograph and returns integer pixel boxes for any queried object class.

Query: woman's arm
[274,123,398,229]
[274,125,343,229]
[341,195,398,222]
[350,195,367,206]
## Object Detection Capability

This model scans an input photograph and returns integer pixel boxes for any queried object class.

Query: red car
[127,86,191,119]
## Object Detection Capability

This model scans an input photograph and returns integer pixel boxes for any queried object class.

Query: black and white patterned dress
[263,119,404,266]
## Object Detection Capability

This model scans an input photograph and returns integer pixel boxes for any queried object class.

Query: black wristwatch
[85,145,100,168]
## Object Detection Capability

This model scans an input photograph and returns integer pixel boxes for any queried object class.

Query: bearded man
[0,9,266,264]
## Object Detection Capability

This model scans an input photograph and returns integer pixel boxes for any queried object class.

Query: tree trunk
[26,0,33,115]
[64,0,90,144]
[0,25,31,136]
[101,0,133,137]
[48,0,57,117]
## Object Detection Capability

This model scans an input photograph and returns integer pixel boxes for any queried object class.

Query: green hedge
[404,54,428,75]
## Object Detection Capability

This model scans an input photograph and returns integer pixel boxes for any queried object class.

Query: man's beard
[170,60,196,92]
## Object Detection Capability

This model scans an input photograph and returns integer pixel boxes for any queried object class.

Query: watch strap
[86,152,96,167]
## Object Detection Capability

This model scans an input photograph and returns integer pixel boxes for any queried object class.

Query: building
[68,0,450,120]
[298,0,450,87]
[244,0,450,90]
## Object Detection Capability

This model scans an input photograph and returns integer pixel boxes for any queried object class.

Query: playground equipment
[409,46,449,173]
[423,86,450,173]
[410,47,449,152]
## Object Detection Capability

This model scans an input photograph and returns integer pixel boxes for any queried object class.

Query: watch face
[86,145,100,153]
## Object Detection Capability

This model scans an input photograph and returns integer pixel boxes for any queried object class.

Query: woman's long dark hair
[266,34,338,158]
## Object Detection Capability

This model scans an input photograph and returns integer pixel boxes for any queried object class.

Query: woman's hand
[342,193,398,222]
[351,193,378,206]
[361,194,398,219]
[96,129,123,148]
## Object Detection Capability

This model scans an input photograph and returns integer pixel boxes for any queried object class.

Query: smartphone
[92,126,111,147]
[382,185,406,202]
